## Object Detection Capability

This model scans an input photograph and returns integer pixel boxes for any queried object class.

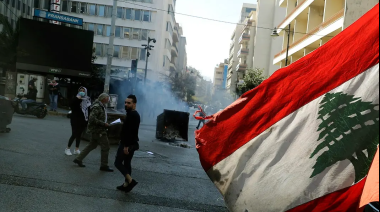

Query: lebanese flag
[196,5,379,212]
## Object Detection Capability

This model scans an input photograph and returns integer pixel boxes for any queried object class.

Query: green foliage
[238,68,266,94]
[310,92,379,183]
[165,72,196,101]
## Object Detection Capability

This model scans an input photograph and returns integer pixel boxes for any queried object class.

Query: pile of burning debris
[163,125,181,140]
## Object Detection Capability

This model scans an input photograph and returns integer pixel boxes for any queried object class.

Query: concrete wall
[344,0,379,29]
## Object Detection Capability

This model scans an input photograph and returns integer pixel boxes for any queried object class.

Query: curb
[47,111,68,118]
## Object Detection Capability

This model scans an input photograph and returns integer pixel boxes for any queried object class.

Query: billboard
[17,18,93,77]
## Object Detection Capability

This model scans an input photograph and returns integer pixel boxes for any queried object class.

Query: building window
[71,2,77,13]
[166,22,173,36]
[117,7,123,18]
[126,8,133,20]
[89,4,96,15]
[97,24,103,36]
[115,26,121,38]
[141,29,148,40]
[114,46,120,58]
[140,48,146,61]
[27,5,31,15]
[95,43,102,56]
[131,48,139,60]
[80,2,86,14]
[11,0,15,8]
[165,38,171,50]
[62,0,68,12]
[88,23,94,32]
[132,28,140,40]
[22,2,25,13]
[106,25,111,36]
[98,5,105,17]
[143,11,150,22]
[17,0,20,10]
[123,28,131,39]
[122,46,130,59]
[106,6,112,17]
[135,9,141,21]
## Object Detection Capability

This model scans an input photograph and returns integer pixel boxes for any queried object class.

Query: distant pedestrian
[196,106,206,130]
[73,93,114,172]
[65,87,91,156]
[48,79,60,112]
[115,95,140,192]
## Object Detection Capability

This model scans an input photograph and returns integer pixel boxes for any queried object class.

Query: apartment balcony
[237,48,249,58]
[243,19,253,31]
[239,33,250,44]
[279,0,286,7]
[274,9,345,65]
[171,45,178,57]
[236,63,247,72]
[229,50,234,60]
[277,0,313,34]
[170,62,177,72]
[173,27,179,43]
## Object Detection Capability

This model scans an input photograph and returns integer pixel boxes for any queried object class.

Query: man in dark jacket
[115,94,140,193]
[21,78,38,111]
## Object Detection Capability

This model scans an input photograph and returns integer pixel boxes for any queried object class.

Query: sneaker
[65,149,72,156]
[73,149,81,155]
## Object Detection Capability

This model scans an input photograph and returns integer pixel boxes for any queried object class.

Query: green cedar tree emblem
[310,92,379,183]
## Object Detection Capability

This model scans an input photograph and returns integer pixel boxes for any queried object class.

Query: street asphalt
[0,114,227,212]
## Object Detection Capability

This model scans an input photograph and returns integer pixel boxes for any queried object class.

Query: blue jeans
[49,94,58,110]
[21,99,35,110]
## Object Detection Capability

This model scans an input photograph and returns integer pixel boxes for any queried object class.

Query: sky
[176,0,258,81]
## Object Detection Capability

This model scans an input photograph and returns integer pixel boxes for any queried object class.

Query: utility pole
[142,37,156,85]
[104,0,118,94]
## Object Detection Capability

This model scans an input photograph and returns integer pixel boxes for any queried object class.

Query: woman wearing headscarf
[65,87,91,156]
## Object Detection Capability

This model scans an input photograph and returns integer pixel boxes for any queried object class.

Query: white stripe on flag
[209,64,379,212]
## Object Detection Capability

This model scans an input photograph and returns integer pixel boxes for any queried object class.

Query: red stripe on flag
[286,178,367,212]
[196,5,380,171]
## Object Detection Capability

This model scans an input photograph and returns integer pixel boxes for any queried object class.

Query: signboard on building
[34,9,83,26]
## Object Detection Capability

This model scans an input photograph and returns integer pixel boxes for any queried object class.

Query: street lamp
[271,24,291,66]
[142,37,156,85]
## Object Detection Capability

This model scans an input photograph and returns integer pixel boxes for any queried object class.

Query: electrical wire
[116,0,336,37]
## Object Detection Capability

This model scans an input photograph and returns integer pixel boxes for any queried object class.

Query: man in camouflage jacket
[74,93,114,172]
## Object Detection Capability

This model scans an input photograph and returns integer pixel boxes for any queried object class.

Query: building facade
[57,0,184,82]
[273,0,378,68]
[213,62,226,94]
[226,3,256,95]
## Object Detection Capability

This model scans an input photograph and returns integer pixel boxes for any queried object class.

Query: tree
[164,71,196,102]
[310,92,379,183]
[0,15,23,72]
[237,68,266,94]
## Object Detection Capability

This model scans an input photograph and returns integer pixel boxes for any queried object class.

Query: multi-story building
[177,27,187,74]
[227,3,256,95]
[57,0,182,82]
[235,1,286,78]
[213,61,227,95]
[273,0,378,68]
[0,0,186,82]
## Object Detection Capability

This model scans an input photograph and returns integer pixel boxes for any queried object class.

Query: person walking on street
[48,80,60,112]
[21,78,38,111]
[73,93,114,172]
[196,106,207,130]
[65,87,91,156]
[115,95,140,192]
